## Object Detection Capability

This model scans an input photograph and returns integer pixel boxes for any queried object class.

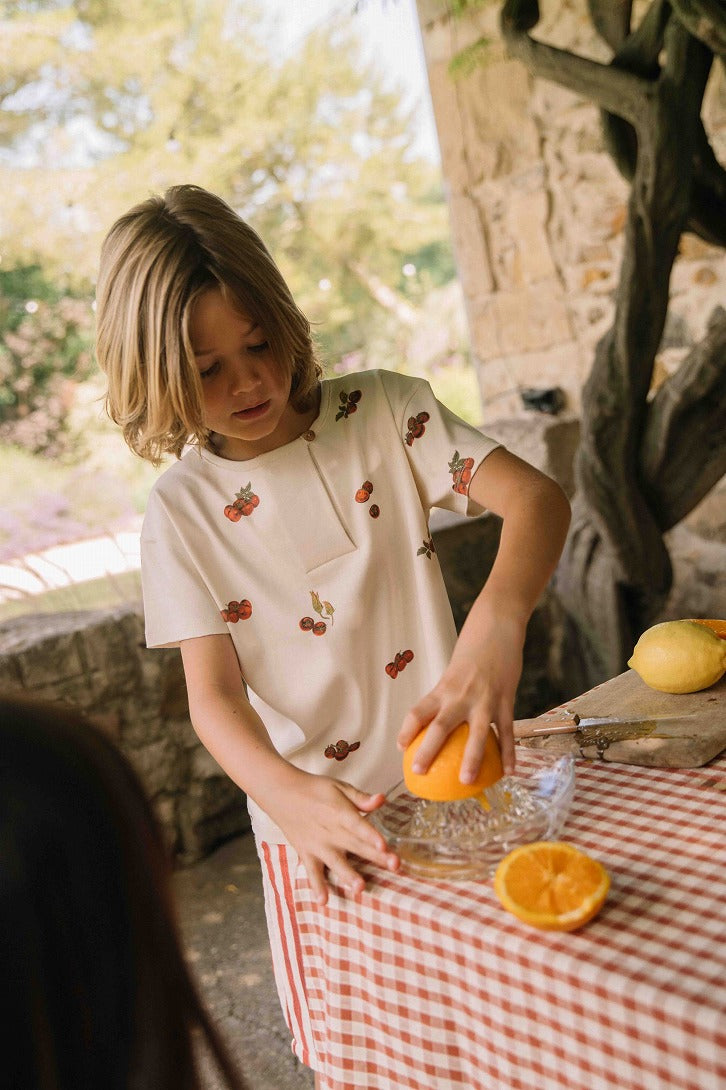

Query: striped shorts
[256,841,320,1071]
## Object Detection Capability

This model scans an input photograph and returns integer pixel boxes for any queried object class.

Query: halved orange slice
[493,841,610,931]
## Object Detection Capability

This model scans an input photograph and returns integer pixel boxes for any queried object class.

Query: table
[293,747,726,1089]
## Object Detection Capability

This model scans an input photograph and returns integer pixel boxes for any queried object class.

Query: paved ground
[173,834,315,1090]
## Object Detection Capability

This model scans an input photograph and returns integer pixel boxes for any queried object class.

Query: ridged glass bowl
[371,749,576,880]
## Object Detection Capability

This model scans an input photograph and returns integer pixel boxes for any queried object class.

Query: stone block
[13,626,85,689]
[430,508,500,632]
[127,737,186,798]
[0,655,22,691]
[177,779,250,865]
[447,192,494,297]
[160,650,190,718]
[484,414,580,497]
[153,795,179,855]
[490,284,573,356]
[192,745,229,781]
[0,603,249,864]
[477,341,588,421]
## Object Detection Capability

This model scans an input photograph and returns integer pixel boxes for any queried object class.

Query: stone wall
[0,608,248,863]
[414,1,726,423]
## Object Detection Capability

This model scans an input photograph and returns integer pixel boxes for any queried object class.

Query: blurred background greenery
[0,0,480,609]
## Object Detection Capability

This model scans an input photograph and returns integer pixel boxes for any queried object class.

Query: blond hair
[95,185,321,463]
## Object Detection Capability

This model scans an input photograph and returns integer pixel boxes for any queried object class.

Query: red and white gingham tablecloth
[293,750,726,1090]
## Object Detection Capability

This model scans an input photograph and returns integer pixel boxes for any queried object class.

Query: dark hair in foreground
[0,693,247,1090]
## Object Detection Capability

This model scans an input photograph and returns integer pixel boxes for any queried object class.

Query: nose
[228,353,262,395]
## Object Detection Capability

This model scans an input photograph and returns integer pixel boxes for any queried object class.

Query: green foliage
[448,36,492,78]
[0,266,95,456]
[0,1,458,376]
[0,0,479,570]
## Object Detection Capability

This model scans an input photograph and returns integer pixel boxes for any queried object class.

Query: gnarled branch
[642,307,726,530]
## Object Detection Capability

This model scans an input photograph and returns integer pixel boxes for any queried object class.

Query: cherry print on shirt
[404,410,430,446]
[385,648,414,679]
[417,537,435,559]
[299,590,335,635]
[324,739,361,761]
[448,452,475,495]
[224,482,260,521]
[336,389,362,421]
[354,479,381,518]
[221,598,252,623]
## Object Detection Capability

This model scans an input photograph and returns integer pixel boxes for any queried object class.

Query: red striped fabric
[258,841,317,1069]
[287,751,726,1089]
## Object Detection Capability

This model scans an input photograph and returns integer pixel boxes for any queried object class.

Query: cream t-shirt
[141,369,499,842]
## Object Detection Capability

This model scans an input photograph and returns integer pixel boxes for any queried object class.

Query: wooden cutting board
[519,669,726,768]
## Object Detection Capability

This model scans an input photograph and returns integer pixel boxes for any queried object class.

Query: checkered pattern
[282,751,726,1089]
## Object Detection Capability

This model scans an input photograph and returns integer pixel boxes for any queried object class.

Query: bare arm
[398,447,571,777]
[180,633,398,903]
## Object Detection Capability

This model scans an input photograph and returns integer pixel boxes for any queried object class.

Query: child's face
[189,288,305,460]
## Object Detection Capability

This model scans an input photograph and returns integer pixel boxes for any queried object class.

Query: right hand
[265,767,400,905]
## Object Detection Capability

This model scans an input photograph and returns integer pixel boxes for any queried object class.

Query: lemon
[628,620,726,694]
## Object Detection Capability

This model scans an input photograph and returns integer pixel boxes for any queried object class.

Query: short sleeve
[379,371,500,516]
[140,488,228,648]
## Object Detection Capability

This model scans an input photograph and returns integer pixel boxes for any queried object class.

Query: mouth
[233,399,271,421]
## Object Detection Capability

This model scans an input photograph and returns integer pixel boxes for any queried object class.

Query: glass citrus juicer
[370,724,576,880]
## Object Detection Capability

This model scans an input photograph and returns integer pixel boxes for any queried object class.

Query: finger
[397,694,439,749]
[303,856,330,907]
[337,783,386,814]
[334,785,396,861]
[459,718,495,784]
[354,791,387,813]
[325,853,366,899]
[408,711,465,774]
[494,711,516,775]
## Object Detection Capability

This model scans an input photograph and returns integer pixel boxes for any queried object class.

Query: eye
[199,360,220,380]
[247,340,269,355]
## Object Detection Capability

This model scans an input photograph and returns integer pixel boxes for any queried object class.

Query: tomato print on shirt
[336,389,362,420]
[300,590,335,635]
[354,479,381,518]
[324,739,361,761]
[404,410,430,446]
[221,598,252,622]
[449,452,475,495]
[355,480,373,503]
[385,649,414,679]
[224,482,260,521]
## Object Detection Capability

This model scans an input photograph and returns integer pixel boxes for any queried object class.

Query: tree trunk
[500,0,726,685]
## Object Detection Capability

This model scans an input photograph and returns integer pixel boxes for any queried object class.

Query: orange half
[494,841,610,931]
[403,722,504,802]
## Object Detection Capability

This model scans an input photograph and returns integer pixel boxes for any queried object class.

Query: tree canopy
[0,0,466,458]
[1,0,453,367]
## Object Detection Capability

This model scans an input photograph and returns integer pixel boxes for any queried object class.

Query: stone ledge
[0,607,248,864]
